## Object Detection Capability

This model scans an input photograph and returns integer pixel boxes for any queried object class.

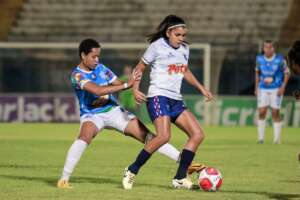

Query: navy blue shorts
[146,96,186,122]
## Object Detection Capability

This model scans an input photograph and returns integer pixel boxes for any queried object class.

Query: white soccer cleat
[172,177,193,189]
[122,168,136,190]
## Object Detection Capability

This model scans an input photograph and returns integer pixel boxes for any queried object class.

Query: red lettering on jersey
[168,64,187,74]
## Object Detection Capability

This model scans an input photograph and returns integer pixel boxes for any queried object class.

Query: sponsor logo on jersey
[75,73,82,81]
[167,64,187,74]
[167,52,175,58]
[91,95,110,107]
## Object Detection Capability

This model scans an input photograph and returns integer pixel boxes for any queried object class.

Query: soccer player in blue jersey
[57,39,204,189]
[122,15,213,190]
[255,40,290,144]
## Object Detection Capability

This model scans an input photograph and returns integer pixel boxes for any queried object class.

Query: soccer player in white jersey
[122,15,214,190]
[57,39,204,189]
[255,40,290,144]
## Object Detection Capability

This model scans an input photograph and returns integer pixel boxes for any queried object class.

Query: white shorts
[80,106,136,133]
[257,88,283,109]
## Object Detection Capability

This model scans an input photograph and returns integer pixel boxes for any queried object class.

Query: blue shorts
[146,96,186,122]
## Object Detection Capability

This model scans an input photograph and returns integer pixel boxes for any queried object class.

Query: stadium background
[0,0,300,126]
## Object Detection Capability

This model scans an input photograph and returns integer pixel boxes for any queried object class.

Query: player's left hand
[277,86,285,96]
[128,70,142,87]
[202,89,214,102]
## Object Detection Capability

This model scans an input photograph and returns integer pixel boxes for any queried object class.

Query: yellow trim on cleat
[187,163,206,174]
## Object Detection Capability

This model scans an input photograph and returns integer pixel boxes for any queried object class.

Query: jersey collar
[77,65,99,73]
[264,54,276,62]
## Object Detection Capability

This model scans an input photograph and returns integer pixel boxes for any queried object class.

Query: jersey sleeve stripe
[80,79,91,89]
[141,57,150,65]
[108,76,117,84]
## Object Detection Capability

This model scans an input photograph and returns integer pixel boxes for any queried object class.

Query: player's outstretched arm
[133,60,147,104]
[83,70,141,96]
[183,68,214,102]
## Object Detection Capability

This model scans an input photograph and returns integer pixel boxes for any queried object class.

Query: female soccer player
[122,15,213,190]
[57,38,204,189]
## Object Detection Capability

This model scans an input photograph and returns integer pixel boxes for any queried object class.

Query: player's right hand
[133,90,147,104]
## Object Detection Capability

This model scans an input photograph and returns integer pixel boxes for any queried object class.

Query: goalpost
[0,42,211,124]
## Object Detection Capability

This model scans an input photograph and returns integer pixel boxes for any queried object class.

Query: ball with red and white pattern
[198,167,223,192]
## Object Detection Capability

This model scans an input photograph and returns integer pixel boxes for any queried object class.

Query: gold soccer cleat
[187,163,206,175]
[57,179,73,189]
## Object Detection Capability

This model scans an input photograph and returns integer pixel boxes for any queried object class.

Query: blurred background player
[57,38,204,189]
[118,65,137,114]
[288,40,300,75]
[255,40,290,144]
[287,40,300,165]
[122,15,213,190]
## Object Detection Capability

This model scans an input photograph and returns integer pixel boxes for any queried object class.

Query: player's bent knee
[259,112,267,119]
[78,135,93,144]
[192,132,205,144]
[271,110,279,115]
[156,134,170,145]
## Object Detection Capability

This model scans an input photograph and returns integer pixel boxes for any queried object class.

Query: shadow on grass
[0,164,59,169]
[0,174,171,190]
[1,174,299,199]
[221,189,300,200]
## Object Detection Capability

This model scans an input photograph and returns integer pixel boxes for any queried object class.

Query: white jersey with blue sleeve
[70,64,118,116]
[142,37,189,100]
[256,54,288,89]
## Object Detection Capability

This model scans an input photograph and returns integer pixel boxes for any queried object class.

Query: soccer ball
[198,167,223,192]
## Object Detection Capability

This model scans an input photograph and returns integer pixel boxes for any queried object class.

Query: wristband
[123,83,128,89]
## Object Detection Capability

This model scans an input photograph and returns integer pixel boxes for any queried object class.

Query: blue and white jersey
[70,64,118,116]
[256,54,288,89]
[142,37,189,100]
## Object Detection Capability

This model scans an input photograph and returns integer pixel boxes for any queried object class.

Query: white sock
[61,139,88,181]
[273,122,282,144]
[257,119,266,142]
[145,133,180,162]
[157,143,181,162]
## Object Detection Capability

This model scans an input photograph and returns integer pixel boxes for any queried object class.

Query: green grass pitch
[0,123,299,200]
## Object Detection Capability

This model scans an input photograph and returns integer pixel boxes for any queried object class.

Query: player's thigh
[78,121,99,143]
[257,90,270,108]
[124,118,150,143]
[175,110,204,138]
[153,116,172,140]
[270,90,282,109]
[105,106,136,134]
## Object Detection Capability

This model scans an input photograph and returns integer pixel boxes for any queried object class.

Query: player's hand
[254,88,258,96]
[201,88,214,102]
[127,70,142,87]
[277,86,285,96]
[133,89,147,104]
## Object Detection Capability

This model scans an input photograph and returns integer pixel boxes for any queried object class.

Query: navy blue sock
[128,149,152,174]
[174,149,195,179]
